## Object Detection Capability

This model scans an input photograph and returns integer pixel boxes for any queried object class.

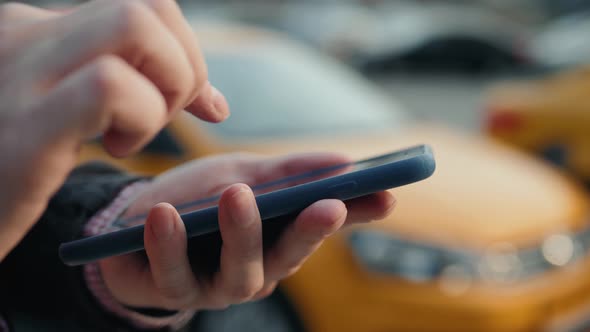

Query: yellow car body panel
[486,66,590,180]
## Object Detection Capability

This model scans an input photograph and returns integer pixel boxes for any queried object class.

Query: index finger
[138,0,229,122]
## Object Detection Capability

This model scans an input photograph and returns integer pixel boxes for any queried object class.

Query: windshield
[203,43,407,140]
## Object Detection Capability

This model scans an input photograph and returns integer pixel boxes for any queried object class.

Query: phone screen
[249,144,426,195]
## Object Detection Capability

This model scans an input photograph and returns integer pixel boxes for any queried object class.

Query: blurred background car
[355,2,532,73]
[176,0,590,74]
[485,65,590,185]
[79,22,590,332]
[529,12,590,70]
[180,1,535,73]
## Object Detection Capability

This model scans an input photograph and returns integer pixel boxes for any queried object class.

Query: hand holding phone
[60,145,435,266]
[59,147,433,311]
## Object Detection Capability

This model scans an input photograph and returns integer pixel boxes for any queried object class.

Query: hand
[0,1,229,259]
[99,153,396,311]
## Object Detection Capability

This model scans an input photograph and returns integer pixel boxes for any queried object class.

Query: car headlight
[348,230,477,283]
[348,228,589,285]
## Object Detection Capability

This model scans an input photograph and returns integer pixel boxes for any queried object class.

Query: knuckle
[114,0,154,39]
[173,62,203,108]
[89,55,126,101]
[164,64,195,109]
[151,63,194,112]
[171,73,194,108]
[234,239,261,259]
[145,0,207,95]
[226,279,263,302]
[192,67,208,95]
[114,0,195,109]
[158,286,195,309]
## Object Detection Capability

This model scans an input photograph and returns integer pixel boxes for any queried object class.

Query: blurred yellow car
[80,23,590,332]
[485,66,590,183]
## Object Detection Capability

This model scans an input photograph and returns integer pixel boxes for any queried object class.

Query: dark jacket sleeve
[0,162,153,331]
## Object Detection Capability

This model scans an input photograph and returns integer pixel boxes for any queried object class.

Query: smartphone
[59,144,435,266]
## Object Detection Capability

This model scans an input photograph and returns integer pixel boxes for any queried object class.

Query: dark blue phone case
[59,145,435,266]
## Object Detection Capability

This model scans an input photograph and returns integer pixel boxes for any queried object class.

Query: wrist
[85,263,196,330]
[82,181,196,330]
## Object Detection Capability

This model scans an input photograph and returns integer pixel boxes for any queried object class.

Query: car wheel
[191,288,305,332]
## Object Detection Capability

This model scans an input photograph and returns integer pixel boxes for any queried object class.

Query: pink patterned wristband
[83,181,195,330]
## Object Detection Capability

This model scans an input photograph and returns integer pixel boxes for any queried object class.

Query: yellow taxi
[485,66,590,183]
[80,23,590,332]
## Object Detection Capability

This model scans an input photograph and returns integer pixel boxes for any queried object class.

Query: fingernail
[229,187,257,228]
[211,85,230,121]
[150,204,175,241]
